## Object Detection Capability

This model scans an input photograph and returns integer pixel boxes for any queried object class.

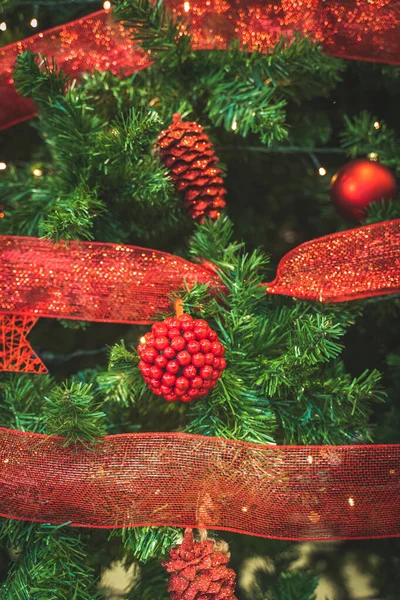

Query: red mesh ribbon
[1,428,400,541]
[1,1,400,131]
[267,219,400,302]
[1,221,400,372]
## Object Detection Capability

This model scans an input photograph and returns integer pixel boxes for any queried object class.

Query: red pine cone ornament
[155,114,227,223]
[137,313,226,403]
[163,529,238,600]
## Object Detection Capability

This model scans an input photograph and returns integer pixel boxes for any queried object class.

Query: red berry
[164,317,180,329]
[183,364,197,378]
[194,326,209,340]
[208,331,218,341]
[144,332,155,343]
[150,378,161,388]
[171,336,186,351]
[177,350,191,366]
[144,376,151,384]
[152,323,168,337]
[165,393,177,402]
[163,346,176,359]
[187,340,200,354]
[191,376,203,389]
[219,358,227,370]
[181,394,191,403]
[211,342,223,356]
[153,388,163,396]
[192,353,205,368]
[162,373,176,387]
[155,354,168,368]
[161,384,173,395]
[176,376,190,390]
[150,365,163,380]
[188,388,200,397]
[199,387,208,395]
[168,327,181,339]
[200,365,213,379]
[178,313,193,323]
[201,379,211,388]
[199,339,212,353]
[211,369,220,380]
[183,330,196,342]
[174,387,186,397]
[180,319,194,331]
[209,380,218,388]
[204,352,215,365]
[137,343,147,355]
[212,358,220,369]
[142,347,158,363]
[194,319,209,328]
[154,336,169,350]
[166,360,180,374]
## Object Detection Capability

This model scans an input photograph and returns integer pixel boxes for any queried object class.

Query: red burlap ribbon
[1,428,399,541]
[1,1,400,131]
[1,220,400,372]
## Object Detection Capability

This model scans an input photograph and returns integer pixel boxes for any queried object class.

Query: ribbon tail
[0,314,48,374]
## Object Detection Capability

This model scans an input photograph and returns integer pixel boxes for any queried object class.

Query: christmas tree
[0,1,400,598]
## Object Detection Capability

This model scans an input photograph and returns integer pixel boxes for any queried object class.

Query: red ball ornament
[137,313,226,402]
[330,158,397,222]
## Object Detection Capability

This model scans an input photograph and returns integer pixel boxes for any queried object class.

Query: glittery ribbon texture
[1,220,400,373]
[1,428,400,541]
[1,0,400,130]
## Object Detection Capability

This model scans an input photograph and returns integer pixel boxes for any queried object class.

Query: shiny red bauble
[137,314,226,402]
[330,159,397,222]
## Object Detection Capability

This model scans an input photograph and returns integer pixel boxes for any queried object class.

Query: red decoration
[0,315,47,373]
[331,159,398,221]
[1,427,400,541]
[1,1,400,131]
[155,114,227,222]
[1,220,400,371]
[163,529,237,600]
[138,314,226,402]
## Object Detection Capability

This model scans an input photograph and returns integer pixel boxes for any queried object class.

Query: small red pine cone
[137,314,226,403]
[155,114,227,223]
[163,529,238,600]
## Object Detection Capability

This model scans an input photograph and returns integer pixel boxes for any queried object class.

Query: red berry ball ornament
[137,314,226,402]
[330,158,397,222]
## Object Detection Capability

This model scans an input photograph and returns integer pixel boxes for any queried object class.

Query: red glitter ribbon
[1,1,400,131]
[1,220,400,373]
[1,427,400,541]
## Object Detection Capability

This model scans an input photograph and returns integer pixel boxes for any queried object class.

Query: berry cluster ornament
[155,114,227,223]
[163,529,237,600]
[137,313,226,402]
[330,158,397,222]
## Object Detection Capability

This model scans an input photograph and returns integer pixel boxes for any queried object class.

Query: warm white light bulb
[103,0,111,9]
[373,121,381,130]
[318,166,327,176]
[30,18,38,28]
[307,455,313,464]
[231,119,238,131]
[183,1,190,11]
[0,22,7,32]
[0,162,7,171]
[348,497,355,507]
[33,168,43,177]
[140,336,146,344]
[368,152,378,161]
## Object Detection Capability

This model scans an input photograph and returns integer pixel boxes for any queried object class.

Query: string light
[0,22,6,31]
[373,121,381,130]
[30,18,38,28]
[140,336,146,344]
[32,168,43,177]
[231,119,238,131]
[103,0,111,9]
[368,152,379,161]
[348,497,355,507]
[183,1,190,11]
[307,455,313,464]
[318,167,327,176]
[0,162,7,171]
